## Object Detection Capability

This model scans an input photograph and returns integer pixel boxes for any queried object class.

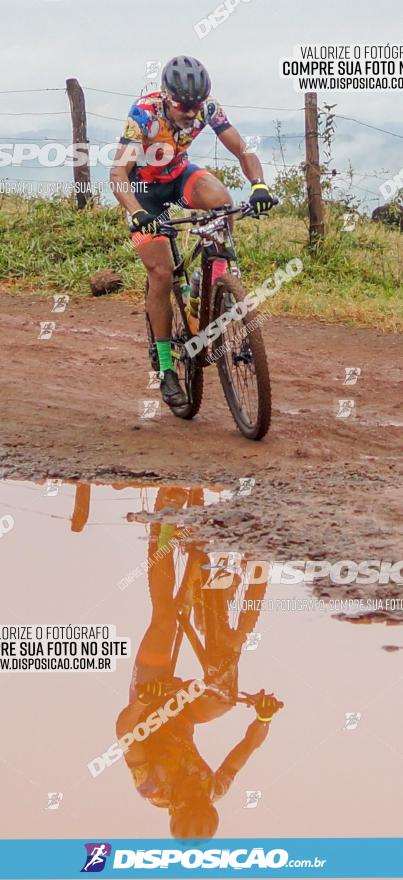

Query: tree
[204,164,244,191]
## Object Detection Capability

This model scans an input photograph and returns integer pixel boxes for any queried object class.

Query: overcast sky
[1,0,403,208]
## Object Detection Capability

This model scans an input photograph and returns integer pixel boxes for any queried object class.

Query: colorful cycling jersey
[129,753,236,806]
[122,707,236,806]
[119,90,232,183]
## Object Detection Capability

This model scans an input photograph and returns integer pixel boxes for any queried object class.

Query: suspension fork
[198,250,212,334]
[193,251,215,367]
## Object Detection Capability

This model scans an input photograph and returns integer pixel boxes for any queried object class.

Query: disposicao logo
[111,847,291,869]
[81,843,112,873]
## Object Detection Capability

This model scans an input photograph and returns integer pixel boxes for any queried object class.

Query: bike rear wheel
[212,274,271,440]
[170,284,204,419]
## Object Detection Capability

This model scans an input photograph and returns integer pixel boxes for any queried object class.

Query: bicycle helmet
[170,800,219,839]
[161,56,211,108]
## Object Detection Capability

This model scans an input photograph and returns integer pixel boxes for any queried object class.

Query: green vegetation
[1,191,403,332]
[0,194,145,294]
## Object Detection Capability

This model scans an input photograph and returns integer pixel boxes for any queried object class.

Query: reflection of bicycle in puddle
[172,549,272,707]
[116,484,283,840]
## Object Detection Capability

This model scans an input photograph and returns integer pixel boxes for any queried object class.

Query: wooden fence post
[304,92,324,247]
[66,78,92,209]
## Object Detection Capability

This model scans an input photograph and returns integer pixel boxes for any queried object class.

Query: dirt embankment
[1,292,402,586]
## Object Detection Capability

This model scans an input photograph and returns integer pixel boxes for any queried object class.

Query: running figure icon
[81,843,112,873]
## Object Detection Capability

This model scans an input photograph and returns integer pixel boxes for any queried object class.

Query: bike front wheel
[212,274,271,440]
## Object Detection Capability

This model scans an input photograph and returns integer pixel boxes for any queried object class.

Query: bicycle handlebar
[237,689,266,706]
[157,198,279,234]
[238,690,285,712]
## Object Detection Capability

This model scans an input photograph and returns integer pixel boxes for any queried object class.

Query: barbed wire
[0,174,384,208]
[0,88,65,95]
[0,135,112,144]
[0,83,401,129]
[333,113,403,141]
[0,84,306,112]
[84,110,308,137]
[0,173,380,191]
[0,160,387,182]
[0,141,395,179]
[1,111,402,149]
[1,83,401,207]
[0,130,396,177]
[0,177,80,184]
[82,87,306,112]
[333,178,382,198]
[0,111,70,116]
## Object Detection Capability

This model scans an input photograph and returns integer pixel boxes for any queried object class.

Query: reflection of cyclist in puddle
[116,485,283,839]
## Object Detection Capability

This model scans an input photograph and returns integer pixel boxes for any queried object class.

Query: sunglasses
[167,96,204,113]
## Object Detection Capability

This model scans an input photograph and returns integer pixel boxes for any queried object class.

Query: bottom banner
[0,838,402,879]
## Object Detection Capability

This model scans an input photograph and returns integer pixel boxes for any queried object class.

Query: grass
[1,193,403,332]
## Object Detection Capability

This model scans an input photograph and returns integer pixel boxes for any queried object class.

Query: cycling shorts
[128,163,213,249]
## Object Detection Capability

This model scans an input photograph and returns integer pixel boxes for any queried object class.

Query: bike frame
[166,209,241,364]
[171,607,257,707]
[169,565,266,708]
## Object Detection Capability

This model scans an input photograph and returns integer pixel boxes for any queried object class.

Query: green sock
[157,522,176,551]
[156,338,174,373]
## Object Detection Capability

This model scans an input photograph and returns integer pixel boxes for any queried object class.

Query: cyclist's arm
[217,126,266,183]
[219,717,270,772]
[109,142,144,214]
[211,719,270,802]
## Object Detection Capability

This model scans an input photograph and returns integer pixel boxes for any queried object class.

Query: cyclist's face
[165,97,200,129]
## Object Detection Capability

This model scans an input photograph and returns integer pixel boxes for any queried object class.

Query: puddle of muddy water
[1,479,403,843]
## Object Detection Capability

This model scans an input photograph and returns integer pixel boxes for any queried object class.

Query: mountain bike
[141,492,283,715]
[144,200,278,441]
[169,552,271,708]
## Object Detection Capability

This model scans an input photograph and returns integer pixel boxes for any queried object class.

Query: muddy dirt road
[1,291,402,566]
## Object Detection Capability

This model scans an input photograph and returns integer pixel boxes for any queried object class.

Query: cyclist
[110,55,275,407]
[116,681,283,839]
[115,486,283,839]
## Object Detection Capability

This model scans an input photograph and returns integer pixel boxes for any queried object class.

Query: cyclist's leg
[129,524,178,702]
[154,485,190,556]
[179,163,234,229]
[70,483,91,533]
[137,236,174,341]
[128,178,174,342]
[128,178,187,404]
[137,237,187,405]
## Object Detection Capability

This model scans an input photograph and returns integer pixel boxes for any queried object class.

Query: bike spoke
[220,308,260,427]
[171,293,188,387]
